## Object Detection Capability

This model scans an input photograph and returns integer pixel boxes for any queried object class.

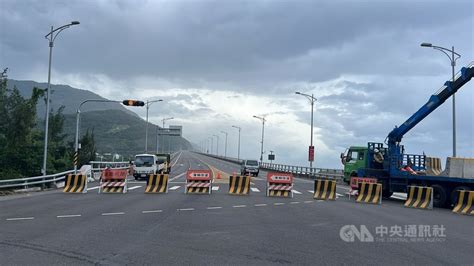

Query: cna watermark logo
[340,224,446,243]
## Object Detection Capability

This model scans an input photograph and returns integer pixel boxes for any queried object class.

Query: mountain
[7,79,138,118]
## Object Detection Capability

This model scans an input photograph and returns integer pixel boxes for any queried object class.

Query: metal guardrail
[0,161,130,190]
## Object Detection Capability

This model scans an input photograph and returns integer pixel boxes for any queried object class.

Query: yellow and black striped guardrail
[313,179,336,200]
[228,175,250,195]
[404,186,433,209]
[356,182,382,204]
[63,174,87,193]
[145,174,169,193]
[452,190,474,216]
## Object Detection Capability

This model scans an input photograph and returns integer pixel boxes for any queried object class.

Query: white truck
[133,154,166,180]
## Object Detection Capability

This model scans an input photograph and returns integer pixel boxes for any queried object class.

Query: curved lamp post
[295,91,317,168]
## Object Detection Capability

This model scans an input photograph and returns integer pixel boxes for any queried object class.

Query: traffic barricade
[349,177,377,199]
[266,172,293,198]
[228,175,250,195]
[186,170,212,194]
[145,174,169,193]
[99,168,128,194]
[356,182,382,204]
[63,174,87,193]
[313,178,336,200]
[452,190,474,216]
[404,186,433,209]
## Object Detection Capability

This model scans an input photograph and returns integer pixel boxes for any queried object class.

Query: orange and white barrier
[99,168,128,193]
[266,172,293,198]
[185,169,212,194]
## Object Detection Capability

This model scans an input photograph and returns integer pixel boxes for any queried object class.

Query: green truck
[155,153,171,174]
[341,146,368,184]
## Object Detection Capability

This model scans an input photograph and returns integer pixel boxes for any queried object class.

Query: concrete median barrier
[356,182,382,204]
[313,179,336,200]
[452,190,474,216]
[404,186,433,209]
[63,174,87,193]
[186,170,212,194]
[266,172,293,198]
[229,175,250,195]
[145,174,169,193]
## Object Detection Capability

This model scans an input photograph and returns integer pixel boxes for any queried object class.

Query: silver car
[240,159,260,176]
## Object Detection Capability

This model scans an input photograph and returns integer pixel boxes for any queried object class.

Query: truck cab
[133,154,165,180]
[341,146,367,184]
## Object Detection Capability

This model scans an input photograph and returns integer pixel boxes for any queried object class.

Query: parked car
[241,159,260,176]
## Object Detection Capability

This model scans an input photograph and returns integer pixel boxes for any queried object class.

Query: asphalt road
[0,151,472,265]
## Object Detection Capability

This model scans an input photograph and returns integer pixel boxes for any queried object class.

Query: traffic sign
[186,169,212,181]
[308,146,315,161]
[266,172,293,184]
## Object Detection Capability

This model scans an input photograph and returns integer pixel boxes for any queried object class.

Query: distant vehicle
[133,154,166,180]
[341,63,474,208]
[155,153,171,174]
[241,159,260,176]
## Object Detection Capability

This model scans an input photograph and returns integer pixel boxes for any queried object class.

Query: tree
[77,129,97,167]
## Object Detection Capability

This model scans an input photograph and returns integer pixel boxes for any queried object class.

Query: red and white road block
[185,169,212,194]
[99,168,128,193]
[266,172,293,198]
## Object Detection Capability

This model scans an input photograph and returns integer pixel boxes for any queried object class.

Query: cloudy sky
[1,0,473,168]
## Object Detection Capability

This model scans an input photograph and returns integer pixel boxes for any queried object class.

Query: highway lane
[0,151,472,264]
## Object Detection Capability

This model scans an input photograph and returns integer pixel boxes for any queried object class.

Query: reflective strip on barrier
[63,174,87,193]
[185,180,212,194]
[452,190,474,216]
[99,179,127,194]
[356,182,382,204]
[145,174,169,193]
[267,182,293,198]
[404,186,433,209]
[228,175,250,195]
[313,179,336,200]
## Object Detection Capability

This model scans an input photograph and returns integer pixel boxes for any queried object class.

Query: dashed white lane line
[254,204,267,207]
[142,210,163,214]
[207,207,223,210]
[6,217,34,221]
[292,190,302,194]
[102,212,125,216]
[178,208,195,211]
[251,187,260,192]
[128,186,142,190]
[274,203,285,206]
[336,193,344,198]
[169,186,181,190]
[304,201,313,204]
[87,186,99,191]
[290,202,300,204]
[308,190,314,194]
[212,186,220,191]
[57,214,81,218]
[233,205,247,208]
[337,185,350,191]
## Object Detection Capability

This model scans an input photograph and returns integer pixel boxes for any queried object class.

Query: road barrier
[313,179,336,200]
[145,174,169,193]
[426,157,443,176]
[186,170,212,194]
[356,182,382,204]
[452,190,474,215]
[228,175,250,195]
[266,172,293,198]
[63,174,87,193]
[404,186,433,209]
[99,168,128,193]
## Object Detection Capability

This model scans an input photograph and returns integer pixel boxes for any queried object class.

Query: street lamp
[74,99,144,174]
[295,91,317,168]
[221,131,228,158]
[144,99,163,153]
[213,134,220,156]
[421,42,461,157]
[253,115,266,163]
[232,125,241,160]
[42,21,80,176]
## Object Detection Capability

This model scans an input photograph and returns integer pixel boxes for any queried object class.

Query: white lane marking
[251,187,260,192]
[290,201,300,204]
[57,214,81,218]
[274,203,285,206]
[142,210,163,214]
[169,172,186,181]
[128,186,142,190]
[304,201,313,204]
[233,205,247,208]
[128,181,146,184]
[308,190,314,194]
[336,185,350,191]
[207,206,223,210]
[317,200,324,202]
[171,151,182,167]
[87,186,99,191]
[292,189,302,194]
[212,186,219,191]
[254,204,267,207]
[392,193,407,200]
[169,181,185,184]
[169,186,181,190]
[6,217,34,221]
[102,212,125,216]
[178,208,195,211]
[336,193,344,198]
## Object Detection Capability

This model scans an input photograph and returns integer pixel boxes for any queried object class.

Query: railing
[259,162,344,180]
[0,161,130,190]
